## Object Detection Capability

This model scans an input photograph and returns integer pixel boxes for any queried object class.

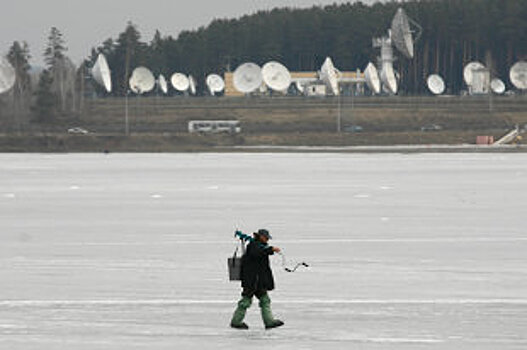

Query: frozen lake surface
[1,153,527,349]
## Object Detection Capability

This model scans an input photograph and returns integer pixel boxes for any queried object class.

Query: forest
[85,0,527,95]
[2,0,527,129]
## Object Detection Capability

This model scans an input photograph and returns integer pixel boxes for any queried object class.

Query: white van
[188,120,241,134]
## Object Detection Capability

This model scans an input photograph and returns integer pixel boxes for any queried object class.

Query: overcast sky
[1,0,382,66]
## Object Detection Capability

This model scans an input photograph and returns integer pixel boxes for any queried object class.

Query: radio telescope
[188,75,197,95]
[171,73,190,92]
[463,62,485,86]
[233,63,262,94]
[380,62,397,94]
[206,74,225,96]
[427,74,446,95]
[91,53,112,93]
[490,78,506,94]
[372,7,420,95]
[510,61,527,90]
[364,62,381,94]
[129,67,155,94]
[158,74,168,94]
[262,61,292,92]
[391,8,421,59]
[320,57,340,96]
[0,57,16,95]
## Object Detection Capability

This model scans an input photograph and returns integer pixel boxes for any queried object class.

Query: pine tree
[7,41,32,95]
[112,22,147,95]
[7,41,32,131]
[44,27,67,69]
[32,69,57,122]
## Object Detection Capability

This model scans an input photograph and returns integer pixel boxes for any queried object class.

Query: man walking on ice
[231,229,285,330]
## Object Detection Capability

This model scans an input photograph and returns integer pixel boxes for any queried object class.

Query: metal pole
[337,93,342,133]
[125,91,129,136]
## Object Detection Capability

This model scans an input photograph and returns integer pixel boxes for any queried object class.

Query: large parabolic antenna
[364,62,381,94]
[490,78,506,94]
[206,74,225,96]
[171,73,190,92]
[391,8,416,59]
[380,63,398,94]
[92,53,112,93]
[129,67,155,94]
[158,74,168,94]
[510,61,527,90]
[0,57,16,94]
[188,75,197,95]
[463,61,485,86]
[262,61,292,92]
[427,74,446,95]
[320,57,340,96]
[233,63,262,94]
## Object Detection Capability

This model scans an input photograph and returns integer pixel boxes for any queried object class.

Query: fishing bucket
[228,241,245,281]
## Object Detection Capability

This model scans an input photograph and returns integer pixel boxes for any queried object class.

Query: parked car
[420,124,443,132]
[343,125,363,133]
[67,127,89,135]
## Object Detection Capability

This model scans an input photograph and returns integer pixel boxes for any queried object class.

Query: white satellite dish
[509,61,527,90]
[188,75,197,95]
[129,67,155,94]
[490,78,506,94]
[233,63,262,94]
[427,74,446,95]
[158,74,168,94]
[295,81,305,94]
[91,53,112,93]
[206,74,225,96]
[364,62,381,94]
[320,57,339,96]
[0,56,16,95]
[171,73,190,92]
[463,61,485,86]
[380,63,398,94]
[262,61,292,92]
[129,77,139,94]
[391,8,415,59]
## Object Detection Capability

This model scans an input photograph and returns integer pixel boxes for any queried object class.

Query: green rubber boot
[259,293,284,329]
[230,296,252,329]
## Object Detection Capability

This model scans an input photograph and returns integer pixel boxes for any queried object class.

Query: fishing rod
[234,230,309,273]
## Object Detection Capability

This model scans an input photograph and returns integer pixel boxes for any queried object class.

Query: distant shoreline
[0,134,526,153]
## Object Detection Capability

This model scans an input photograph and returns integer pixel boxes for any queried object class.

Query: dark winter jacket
[240,240,275,291]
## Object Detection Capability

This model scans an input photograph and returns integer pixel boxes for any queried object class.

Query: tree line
[1,0,527,130]
[87,0,527,95]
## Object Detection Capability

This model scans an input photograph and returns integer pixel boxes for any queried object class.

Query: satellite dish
[158,74,168,94]
[171,73,190,92]
[320,57,339,96]
[91,53,112,93]
[233,63,262,94]
[364,62,381,94]
[391,8,415,59]
[129,67,155,94]
[206,74,225,96]
[510,61,527,90]
[0,56,16,95]
[490,78,506,94]
[463,61,485,86]
[380,63,398,94]
[262,61,292,92]
[427,74,446,95]
[188,75,197,95]
[129,77,139,94]
[295,82,305,93]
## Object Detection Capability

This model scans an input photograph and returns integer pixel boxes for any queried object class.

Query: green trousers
[231,290,277,327]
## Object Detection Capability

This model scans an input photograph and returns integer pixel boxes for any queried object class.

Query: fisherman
[230,229,285,330]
